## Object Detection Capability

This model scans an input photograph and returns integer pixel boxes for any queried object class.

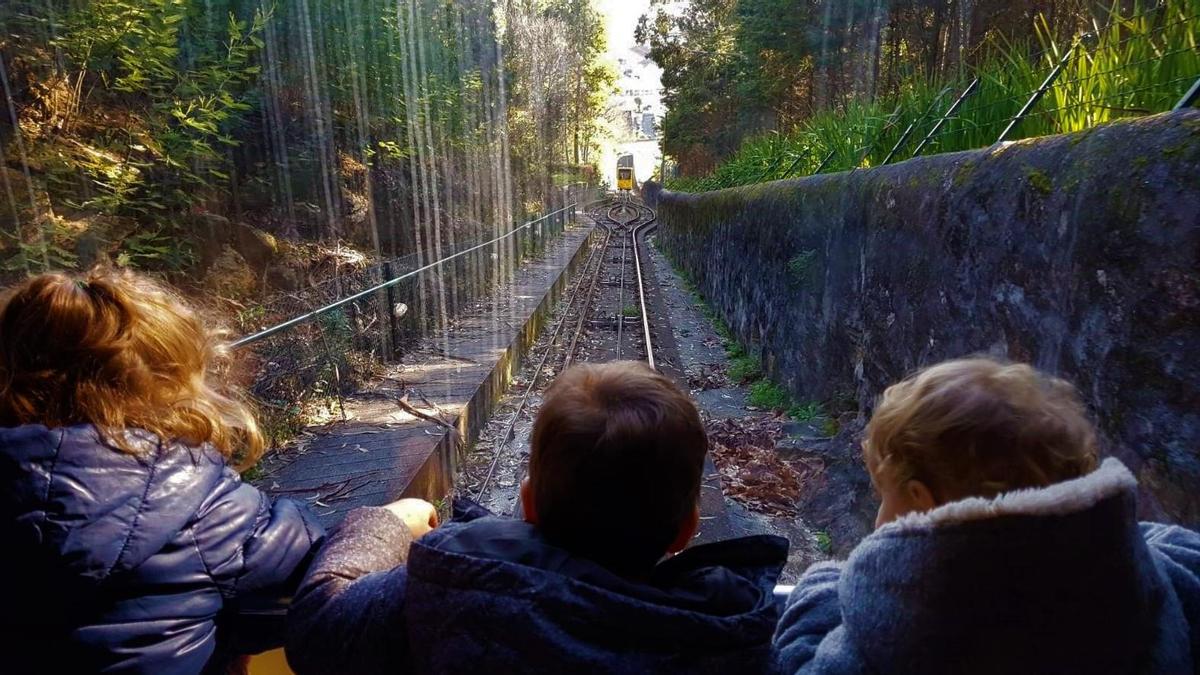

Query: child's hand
[382,498,439,538]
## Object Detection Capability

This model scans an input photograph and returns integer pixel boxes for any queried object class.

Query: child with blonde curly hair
[774,357,1200,674]
[0,269,325,674]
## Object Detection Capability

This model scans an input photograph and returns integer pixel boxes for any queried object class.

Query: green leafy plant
[787,249,818,286]
[2,240,78,274]
[668,0,1199,193]
[787,401,825,422]
[748,380,793,411]
[727,354,762,383]
[116,227,194,270]
[57,1,268,217]
[257,400,306,450]
[814,531,833,555]
[237,304,269,331]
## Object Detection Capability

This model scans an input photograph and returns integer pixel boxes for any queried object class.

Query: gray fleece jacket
[774,458,1200,674]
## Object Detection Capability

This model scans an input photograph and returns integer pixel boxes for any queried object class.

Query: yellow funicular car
[616,154,635,191]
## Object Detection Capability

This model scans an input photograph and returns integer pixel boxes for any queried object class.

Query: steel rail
[631,204,658,370]
[617,223,627,359]
[473,214,611,501]
[609,199,642,360]
[564,209,616,368]
[601,200,658,367]
[475,197,658,503]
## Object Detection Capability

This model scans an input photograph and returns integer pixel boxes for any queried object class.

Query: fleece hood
[837,458,1190,674]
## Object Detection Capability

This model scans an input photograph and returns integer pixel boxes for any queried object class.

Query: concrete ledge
[401,227,597,502]
[257,223,596,525]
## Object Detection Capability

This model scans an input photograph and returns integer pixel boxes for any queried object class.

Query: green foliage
[727,354,762,383]
[257,400,306,449]
[669,239,835,422]
[788,400,825,422]
[667,0,1200,192]
[508,0,614,178]
[746,374,834,425]
[236,303,269,331]
[639,0,744,170]
[1044,1,1200,134]
[431,497,452,529]
[787,249,818,285]
[117,227,195,270]
[1,236,79,273]
[4,0,610,289]
[1,214,80,273]
[668,251,771,385]
[621,305,639,317]
[56,1,268,217]
[734,0,818,112]
[748,379,792,411]
[318,309,354,350]
[814,530,833,555]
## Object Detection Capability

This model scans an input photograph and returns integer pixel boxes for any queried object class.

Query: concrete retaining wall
[652,110,1200,528]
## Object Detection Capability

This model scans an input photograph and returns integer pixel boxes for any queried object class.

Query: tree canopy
[639,0,1134,176]
[0,0,612,281]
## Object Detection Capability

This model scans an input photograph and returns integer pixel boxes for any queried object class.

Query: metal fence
[815,50,1198,177]
[690,6,1199,190]
[234,203,579,445]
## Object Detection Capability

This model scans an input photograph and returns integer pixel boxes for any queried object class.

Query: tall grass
[669,0,1199,192]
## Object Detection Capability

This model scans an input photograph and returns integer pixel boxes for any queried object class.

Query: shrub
[668,0,1199,193]
[749,380,792,410]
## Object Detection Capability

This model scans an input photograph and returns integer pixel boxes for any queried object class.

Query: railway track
[461,196,806,594]
[471,194,660,504]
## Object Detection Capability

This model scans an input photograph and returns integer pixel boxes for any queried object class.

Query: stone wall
[652,110,1200,534]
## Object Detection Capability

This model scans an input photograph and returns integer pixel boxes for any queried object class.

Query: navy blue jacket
[287,504,788,674]
[0,423,324,674]
[774,458,1200,674]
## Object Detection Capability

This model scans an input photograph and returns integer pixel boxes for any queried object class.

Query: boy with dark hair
[287,361,788,674]
[523,360,709,573]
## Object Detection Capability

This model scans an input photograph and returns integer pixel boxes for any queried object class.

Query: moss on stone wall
[656,110,1200,528]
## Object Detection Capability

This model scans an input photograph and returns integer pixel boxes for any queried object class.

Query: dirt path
[644,232,826,582]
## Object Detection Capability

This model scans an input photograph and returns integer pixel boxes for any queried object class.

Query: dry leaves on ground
[687,363,728,391]
[707,416,801,517]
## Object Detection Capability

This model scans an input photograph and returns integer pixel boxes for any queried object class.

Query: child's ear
[519,477,539,525]
[666,504,701,555]
[906,479,937,512]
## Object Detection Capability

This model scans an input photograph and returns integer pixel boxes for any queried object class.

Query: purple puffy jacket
[0,423,323,674]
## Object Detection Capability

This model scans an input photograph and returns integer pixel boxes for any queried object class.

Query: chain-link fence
[233,201,581,446]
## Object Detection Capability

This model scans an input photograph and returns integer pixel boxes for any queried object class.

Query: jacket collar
[839,459,1167,673]
[413,515,788,618]
[880,457,1138,533]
